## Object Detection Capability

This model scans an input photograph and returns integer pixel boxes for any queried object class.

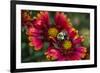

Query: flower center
[48,27,58,37]
[63,40,72,50]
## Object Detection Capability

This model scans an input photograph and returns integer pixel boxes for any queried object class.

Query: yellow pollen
[63,40,72,50]
[48,27,58,37]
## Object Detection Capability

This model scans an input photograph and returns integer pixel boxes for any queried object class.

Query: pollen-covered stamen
[48,27,58,37]
[63,40,72,50]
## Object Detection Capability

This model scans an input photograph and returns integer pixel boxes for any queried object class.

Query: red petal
[45,47,63,60]
[26,27,41,36]
[66,52,81,60]
[67,28,78,39]
[33,11,50,29]
[73,36,84,45]
[31,38,43,51]
[75,47,87,53]
[54,12,71,30]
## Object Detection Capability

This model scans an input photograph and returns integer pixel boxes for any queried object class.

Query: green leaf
[21,42,27,49]
[42,42,49,51]
[21,43,30,60]
[21,27,28,42]
[21,26,26,32]
[31,42,49,61]
[34,51,44,57]
[83,37,90,47]
[22,57,32,62]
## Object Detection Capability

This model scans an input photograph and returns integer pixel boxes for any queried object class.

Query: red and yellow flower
[22,11,87,61]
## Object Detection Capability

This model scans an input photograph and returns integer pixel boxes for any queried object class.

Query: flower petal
[75,47,87,53]
[21,10,33,26]
[73,36,84,45]
[67,28,78,39]
[26,27,41,36]
[33,11,50,29]
[31,38,43,51]
[45,47,64,61]
[54,12,71,30]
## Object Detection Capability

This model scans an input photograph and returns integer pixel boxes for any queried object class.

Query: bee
[57,31,68,40]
